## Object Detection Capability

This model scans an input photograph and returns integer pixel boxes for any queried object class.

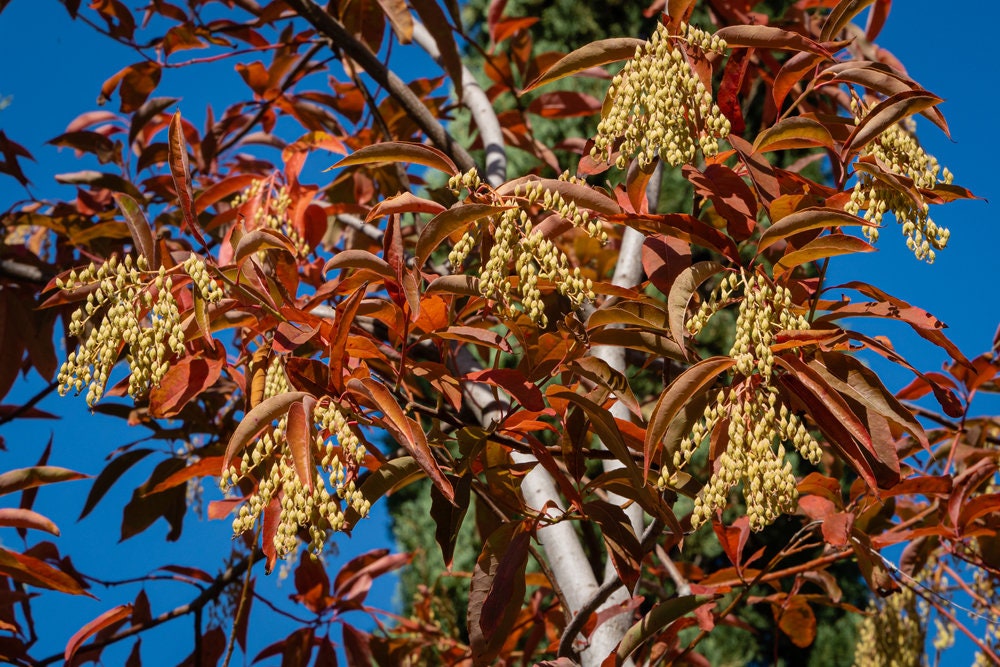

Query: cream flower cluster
[852,585,925,667]
[591,21,731,169]
[447,170,599,328]
[222,358,369,557]
[56,253,222,406]
[661,271,821,531]
[845,100,953,262]
[231,178,309,256]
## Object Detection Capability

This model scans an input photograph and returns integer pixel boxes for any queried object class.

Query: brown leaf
[221,392,308,476]
[346,378,454,502]
[469,522,529,667]
[328,141,457,175]
[774,234,874,276]
[168,110,207,246]
[842,90,942,159]
[523,37,645,92]
[415,203,510,267]
[645,357,735,477]
[777,596,816,648]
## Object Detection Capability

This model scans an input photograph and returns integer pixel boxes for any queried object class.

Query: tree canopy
[0,0,998,665]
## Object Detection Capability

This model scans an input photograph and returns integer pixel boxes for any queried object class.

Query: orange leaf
[753,117,836,154]
[774,234,874,277]
[286,398,317,493]
[366,191,446,222]
[757,207,872,254]
[0,508,59,536]
[0,466,88,497]
[0,547,92,596]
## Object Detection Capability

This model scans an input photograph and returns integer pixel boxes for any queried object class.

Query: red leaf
[465,369,544,411]
[718,48,751,136]
[527,91,602,118]
[469,522,529,667]
[168,111,207,246]
[65,604,133,664]
[346,378,454,503]
[0,547,91,596]
[148,340,226,418]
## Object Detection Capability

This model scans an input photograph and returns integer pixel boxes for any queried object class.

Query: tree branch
[282,0,477,174]
[410,20,506,187]
[35,556,254,666]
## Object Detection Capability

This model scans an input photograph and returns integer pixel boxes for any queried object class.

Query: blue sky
[1,0,998,664]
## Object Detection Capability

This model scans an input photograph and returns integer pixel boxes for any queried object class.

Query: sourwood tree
[0,1,998,666]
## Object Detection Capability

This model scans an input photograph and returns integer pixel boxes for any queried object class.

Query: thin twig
[282,0,476,173]
[35,556,253,666]
[0,381,59,428]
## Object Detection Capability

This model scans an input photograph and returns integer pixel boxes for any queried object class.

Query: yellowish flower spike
[662,271,820,531]
[845,99,954,263]
[56,253,222,407]
[221,357,370,557]
[591,21,731,169]
[852,585,925,667]
[448,171,600,328]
